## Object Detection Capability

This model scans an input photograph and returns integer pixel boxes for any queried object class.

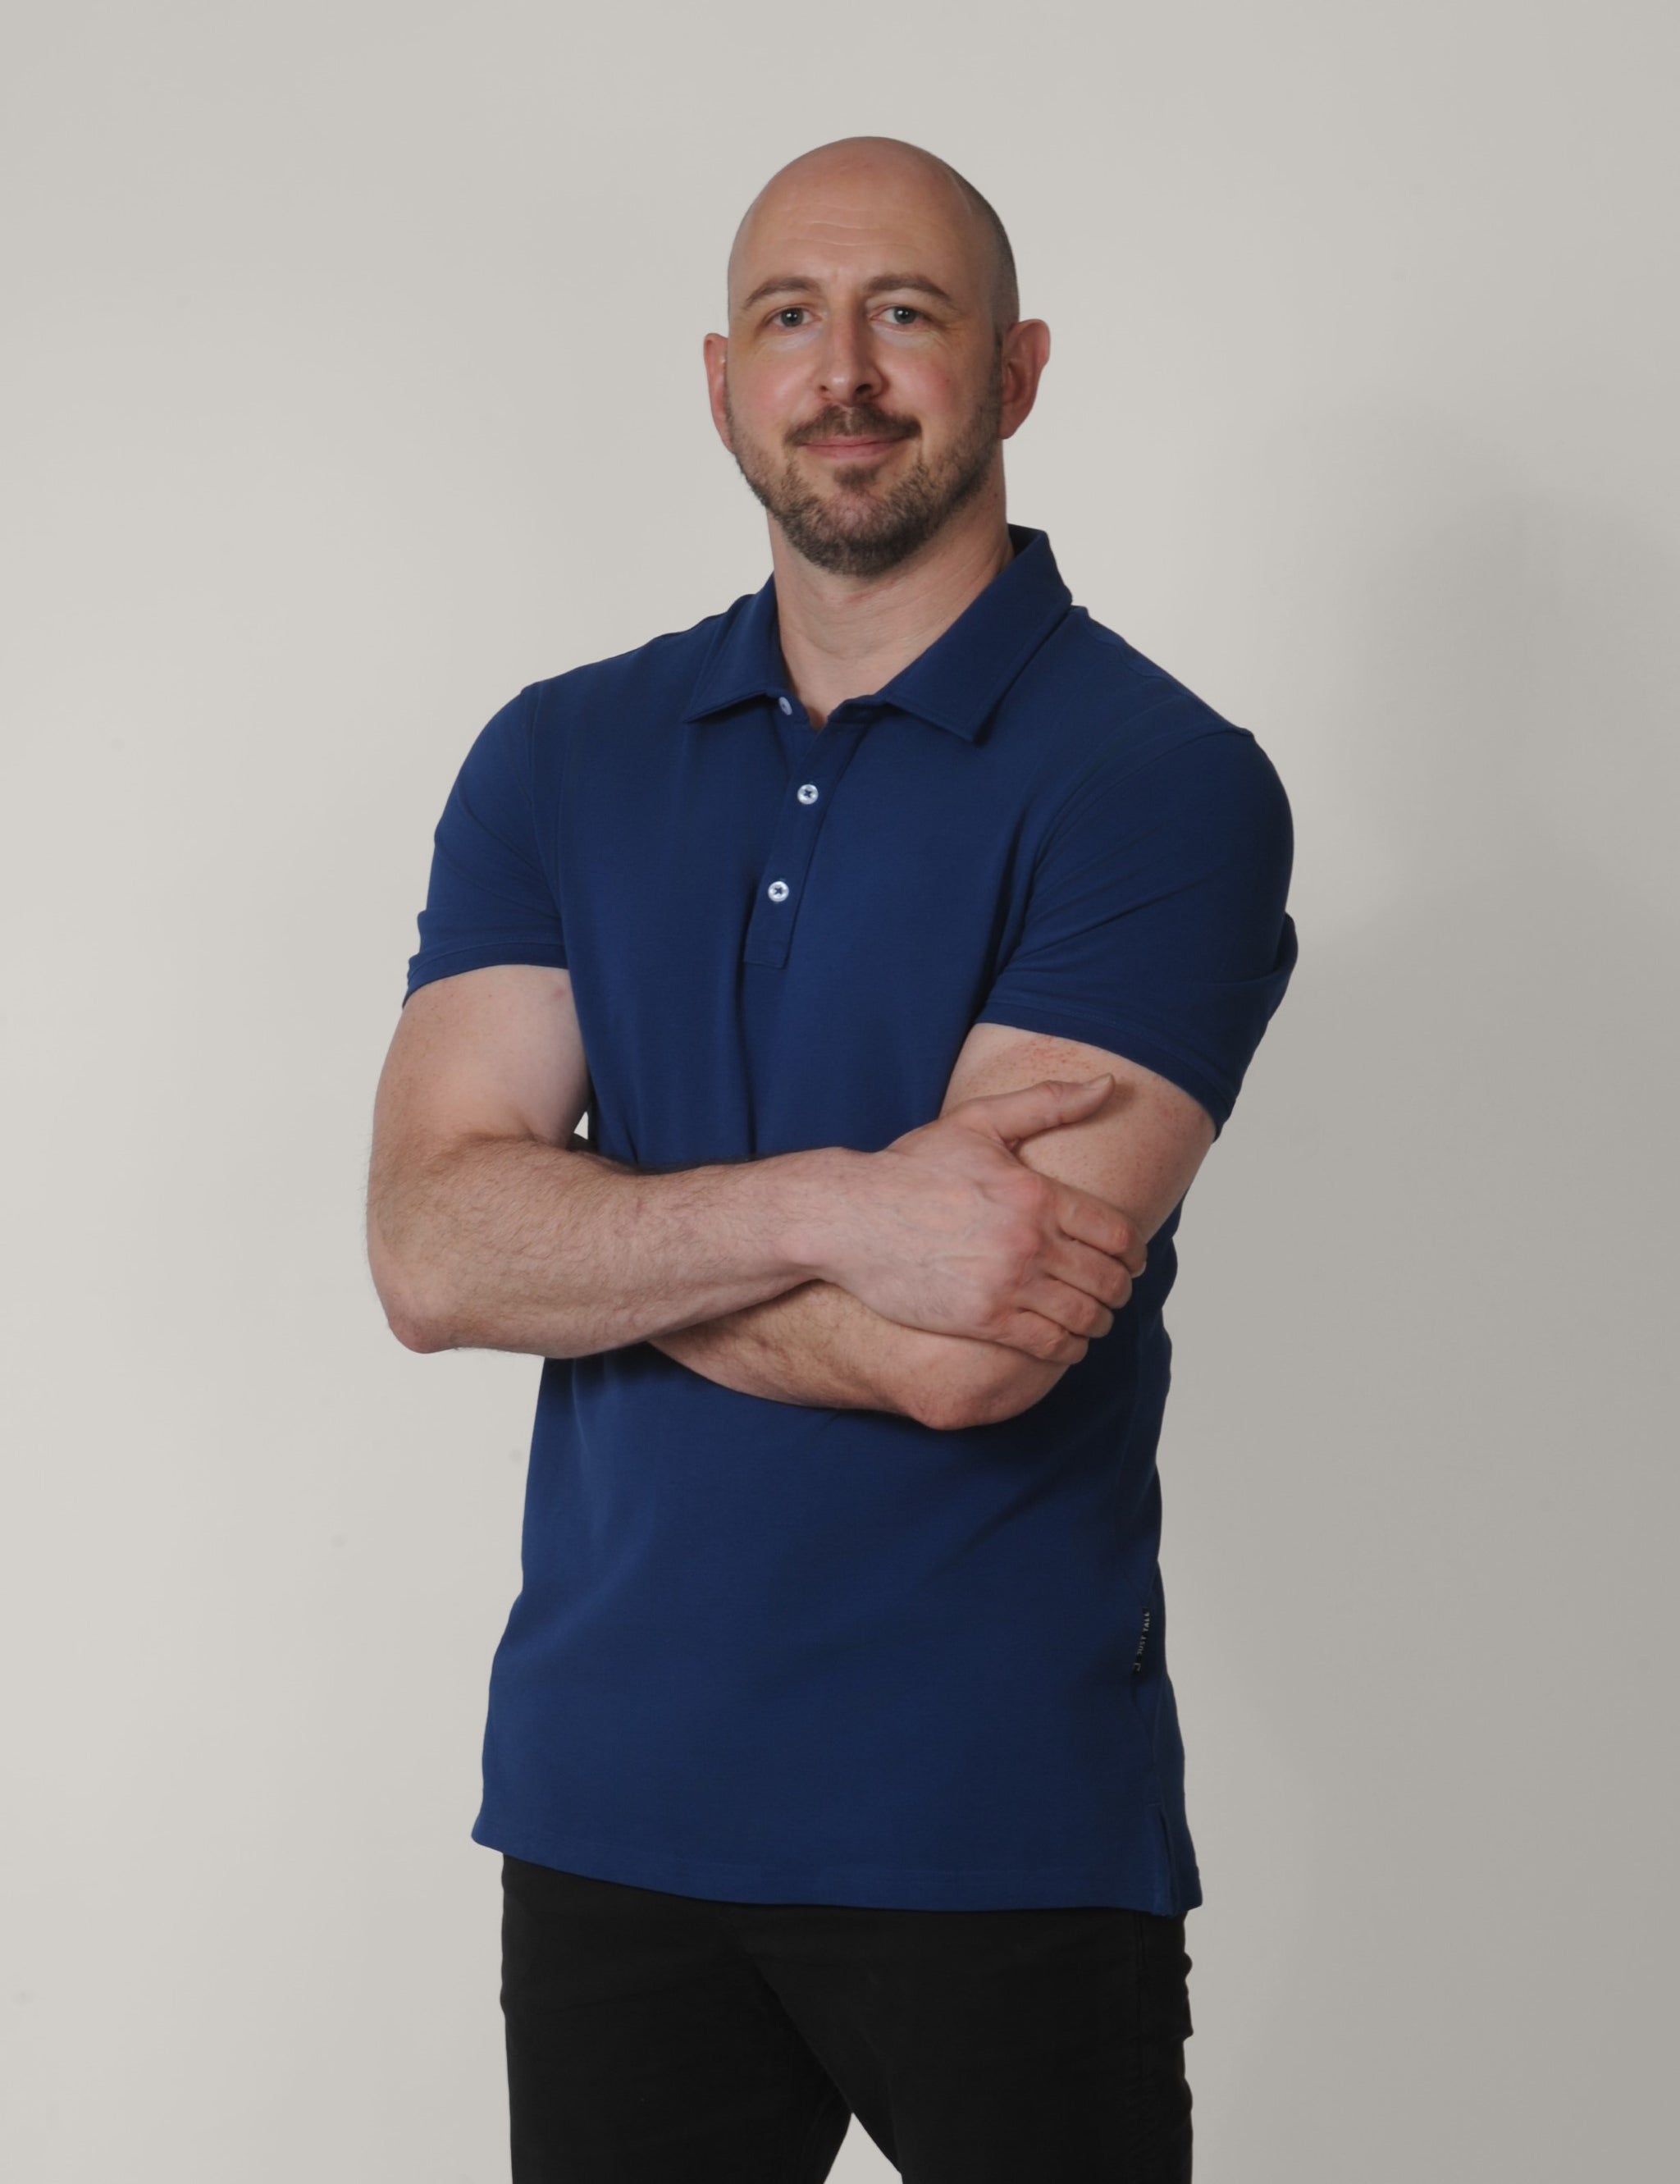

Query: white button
[778,696,792,715]
[766,879,790,902]
[797,783,819,804]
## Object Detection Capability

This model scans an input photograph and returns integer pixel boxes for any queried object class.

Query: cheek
[731,354,809,433]
[896,347,967,404]
[904,367,976,441]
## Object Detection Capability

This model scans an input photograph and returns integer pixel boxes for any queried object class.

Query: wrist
[769,1144,873,1286]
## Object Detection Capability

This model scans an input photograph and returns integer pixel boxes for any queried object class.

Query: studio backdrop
[2,3,1675,2180]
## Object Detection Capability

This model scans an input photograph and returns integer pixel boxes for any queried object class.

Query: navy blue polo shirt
[403,523,1298,1912]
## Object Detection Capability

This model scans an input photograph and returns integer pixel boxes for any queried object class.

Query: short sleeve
[403,685,567,1004]
[976,727,1299,1138]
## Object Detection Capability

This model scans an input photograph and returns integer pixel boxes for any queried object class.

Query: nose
[815,311,883,408]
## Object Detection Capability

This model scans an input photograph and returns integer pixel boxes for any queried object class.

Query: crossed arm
[367,965,1217,1431]
[648,1020,1216,1426]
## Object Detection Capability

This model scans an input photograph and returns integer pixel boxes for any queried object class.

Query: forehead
[729,162,985,311]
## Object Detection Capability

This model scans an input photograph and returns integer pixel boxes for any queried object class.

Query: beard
[724,347,1005,578]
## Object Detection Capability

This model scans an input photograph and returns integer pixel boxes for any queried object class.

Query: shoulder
[479,592,756,813]
[1017,607,1294,838]
[520,595,749,738]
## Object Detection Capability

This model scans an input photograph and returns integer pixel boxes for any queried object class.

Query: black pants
[500,1853,1194,2182]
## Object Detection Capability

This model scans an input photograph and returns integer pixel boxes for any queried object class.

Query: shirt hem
[472,1811,1203,1916]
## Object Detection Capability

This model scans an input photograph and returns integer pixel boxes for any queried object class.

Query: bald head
[708,136,1049,577]
[728,136,1020,338]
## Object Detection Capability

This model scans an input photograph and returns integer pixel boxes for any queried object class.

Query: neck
[768,487,1016,729]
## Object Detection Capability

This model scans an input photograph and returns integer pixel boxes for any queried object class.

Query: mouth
[801,435,909,463]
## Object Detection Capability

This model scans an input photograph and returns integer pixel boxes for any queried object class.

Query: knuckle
[973,1290,1009,1338]
[1015,1171,1055,1218]
[983,1282,1022,1333]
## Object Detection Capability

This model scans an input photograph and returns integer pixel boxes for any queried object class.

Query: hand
[816,1076,1148,1363]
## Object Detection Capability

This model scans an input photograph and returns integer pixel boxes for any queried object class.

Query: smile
[802,437,906,462]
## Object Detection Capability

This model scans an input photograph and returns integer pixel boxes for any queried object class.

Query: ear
[702,331,733,451]
[998,318,1051,442]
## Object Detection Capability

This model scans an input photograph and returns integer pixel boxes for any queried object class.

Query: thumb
[957,1073,1114,1148]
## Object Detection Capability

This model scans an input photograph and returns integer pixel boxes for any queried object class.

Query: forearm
[651,1278,1070,1429]
[371,1134,860,1359]
[650,1277,918,1414]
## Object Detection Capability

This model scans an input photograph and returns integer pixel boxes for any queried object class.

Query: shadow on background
[1162,409,1677,2182]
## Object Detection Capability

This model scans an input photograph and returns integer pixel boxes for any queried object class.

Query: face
[705,156,1042,578]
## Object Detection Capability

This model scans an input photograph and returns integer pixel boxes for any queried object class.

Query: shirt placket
[742,693,874,970]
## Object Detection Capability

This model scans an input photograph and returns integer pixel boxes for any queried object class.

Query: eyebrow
[737,271,962,316]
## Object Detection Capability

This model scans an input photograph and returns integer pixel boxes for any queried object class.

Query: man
[368,135,1297,2184]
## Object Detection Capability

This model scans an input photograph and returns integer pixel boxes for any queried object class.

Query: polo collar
[681,523,1073,742]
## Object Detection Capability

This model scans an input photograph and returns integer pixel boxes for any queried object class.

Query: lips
[803,436,906,459]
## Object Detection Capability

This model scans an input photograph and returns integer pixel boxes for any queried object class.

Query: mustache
[792,411,919,445]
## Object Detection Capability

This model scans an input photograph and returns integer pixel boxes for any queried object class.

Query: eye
[883,305,923,326]
[771,307,809,328]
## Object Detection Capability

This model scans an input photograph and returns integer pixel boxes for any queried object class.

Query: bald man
[369,135,1298,2183]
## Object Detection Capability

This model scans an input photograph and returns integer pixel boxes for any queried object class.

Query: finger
[1042,1233,1136,1312]
[1018,1274,1115,1342]
[955,1074,1114,1148]
[1052,1184,1147,1276]
[992,1310,1093,1366]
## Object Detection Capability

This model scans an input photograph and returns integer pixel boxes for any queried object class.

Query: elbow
[909,1352,1069,1432]
[368,1227,454,1355]
[386,1302,450,1354]
[376,1276,451,1354]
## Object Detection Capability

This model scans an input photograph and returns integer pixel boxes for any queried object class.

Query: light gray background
[3,3,1675,2178]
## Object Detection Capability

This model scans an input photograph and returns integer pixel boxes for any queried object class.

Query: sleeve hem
[971,1003,1234,1136]
[404,944,568,1004]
